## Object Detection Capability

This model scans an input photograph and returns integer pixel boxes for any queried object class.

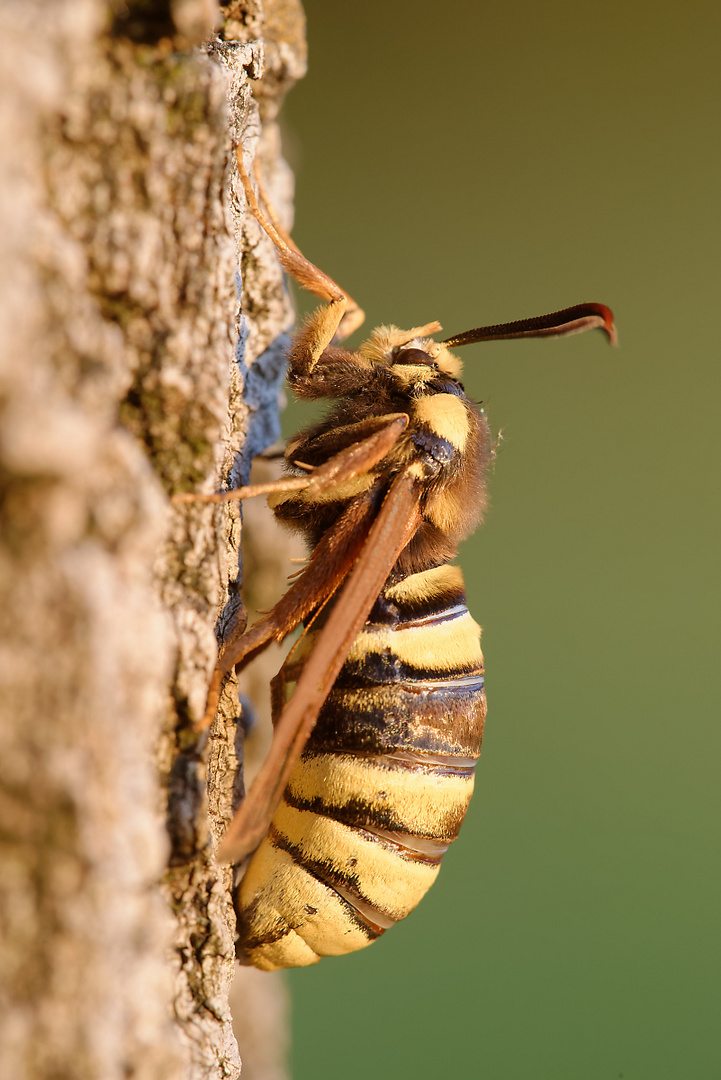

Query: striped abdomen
[236,564,487,970]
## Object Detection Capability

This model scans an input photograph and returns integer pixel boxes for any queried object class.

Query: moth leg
[252,160,367,341]
[237,148,364,350]
[252,161,303,259]
[285,412,409,465]
[198,414,409,729]
[171,475,315,506]
[172,414,407,510]
[284,412,407,494]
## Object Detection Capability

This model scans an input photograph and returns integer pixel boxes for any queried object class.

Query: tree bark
[0,1,305,1077]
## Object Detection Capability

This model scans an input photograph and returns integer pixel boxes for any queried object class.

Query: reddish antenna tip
[592,303,619,347]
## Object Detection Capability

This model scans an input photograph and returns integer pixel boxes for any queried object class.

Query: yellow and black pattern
[221,166,616,971]
[237,563,486,970]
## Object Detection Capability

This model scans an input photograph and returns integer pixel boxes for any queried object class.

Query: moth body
[176,150,616,971]
[237,331,490,969]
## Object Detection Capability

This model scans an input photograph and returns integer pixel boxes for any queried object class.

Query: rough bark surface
[0,0,305,1077]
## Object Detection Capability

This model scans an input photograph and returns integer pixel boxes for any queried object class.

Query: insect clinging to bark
[175,147,617,971]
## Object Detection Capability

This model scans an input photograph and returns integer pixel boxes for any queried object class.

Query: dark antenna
[442,303,617,349]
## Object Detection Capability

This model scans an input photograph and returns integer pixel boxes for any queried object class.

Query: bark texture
[0,0,305,1077]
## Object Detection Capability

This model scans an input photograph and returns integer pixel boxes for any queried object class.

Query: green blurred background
[276,1,720,1076]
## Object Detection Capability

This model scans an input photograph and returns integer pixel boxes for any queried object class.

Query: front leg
[237,149,364,366]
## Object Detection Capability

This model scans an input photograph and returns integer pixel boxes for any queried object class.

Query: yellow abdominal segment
[347,609,482,672]
[235,565,486,971]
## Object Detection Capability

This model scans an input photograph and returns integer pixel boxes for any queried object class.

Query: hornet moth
[175,147,617,971]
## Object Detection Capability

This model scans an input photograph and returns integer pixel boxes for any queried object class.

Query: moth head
[355,303,617,391]
[358,322,464,385]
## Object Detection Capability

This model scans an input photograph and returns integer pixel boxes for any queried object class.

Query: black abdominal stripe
[236,563,486,970]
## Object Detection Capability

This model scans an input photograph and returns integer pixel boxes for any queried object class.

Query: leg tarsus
[171,476,312,506]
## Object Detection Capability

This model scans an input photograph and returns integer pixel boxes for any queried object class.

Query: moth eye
[394,348,434,366]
